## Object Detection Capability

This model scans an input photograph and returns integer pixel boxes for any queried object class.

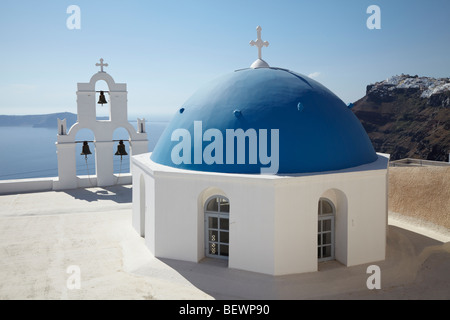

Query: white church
[130,27,390,276]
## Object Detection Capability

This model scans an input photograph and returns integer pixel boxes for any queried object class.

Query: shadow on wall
[61,185,132,203]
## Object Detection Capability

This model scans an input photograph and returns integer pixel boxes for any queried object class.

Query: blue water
[0,121,168,180]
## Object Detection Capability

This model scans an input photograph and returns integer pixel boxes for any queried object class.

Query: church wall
[131,153,389,276]
[150,172,277,275]
[225,180,276,275]
[274,182,318,275]
[152,173,201,262]
[110,92,128,122]
[131,163,155,253]
[55,142,77,190]
[75,92,96,123]
[131,165,143,235]
[272,163,388,275]
[95,141,114,186]
[131,153,279,274]
[328,188,349,265]
[345,171,388,266]
[306,169,387,267]
[144,171,156,253]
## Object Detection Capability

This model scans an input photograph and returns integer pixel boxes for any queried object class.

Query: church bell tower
[54,58,148,190]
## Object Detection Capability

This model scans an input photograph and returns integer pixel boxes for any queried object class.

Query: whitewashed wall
[132,153,389,276]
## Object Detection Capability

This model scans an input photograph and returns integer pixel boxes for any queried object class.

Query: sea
[0,121,168,181]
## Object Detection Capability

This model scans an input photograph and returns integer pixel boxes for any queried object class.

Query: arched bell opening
[95,80,111,121]
[75,128,96,178]
[113,127,130,174]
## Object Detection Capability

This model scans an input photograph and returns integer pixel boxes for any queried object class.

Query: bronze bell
[80,141,92,159]
[98,91,107,105]
[115,140,128,159]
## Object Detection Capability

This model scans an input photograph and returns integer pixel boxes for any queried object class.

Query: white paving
[0,185,449,300]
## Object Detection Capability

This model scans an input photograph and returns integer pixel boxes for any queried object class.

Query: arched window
[318,198,335,262]
[205,196,230,259]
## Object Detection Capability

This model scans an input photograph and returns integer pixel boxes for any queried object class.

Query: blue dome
[151,67,377,174]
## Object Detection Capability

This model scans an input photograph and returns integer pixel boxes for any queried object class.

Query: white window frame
[318,198,335,262]
[204,195,230,260]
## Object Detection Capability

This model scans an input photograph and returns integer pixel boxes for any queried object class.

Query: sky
[0,0,449,120]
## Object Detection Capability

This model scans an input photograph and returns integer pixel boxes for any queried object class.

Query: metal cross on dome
[95,58,108,72]
[249,26,269,60]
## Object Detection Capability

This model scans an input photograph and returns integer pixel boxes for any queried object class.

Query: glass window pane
[318,201,321,215]
[220,231,229,244]
[323,245,332,258]
[323,219,332,231]
[323,232,332,245]
[220,218,229,230]
[205,196,230,259]
[322,200,333,214]
[209,230,218,242]
[206,198,219,212]
[208,217,218,229]
[219,198,229,213]
[209,242,218,255]
[318,200,334,261]
[220,244,229,257]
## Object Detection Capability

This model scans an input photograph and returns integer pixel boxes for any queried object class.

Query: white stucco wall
[132,165,278,274]
[132,164,154,253]
[345,172,388,266]
[273,182,318,275]
[0,174,131,196]
[271,167,388,275]
[131,153,389,276]
[0,177,55,195]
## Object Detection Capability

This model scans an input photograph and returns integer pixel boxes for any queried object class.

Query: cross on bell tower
[95,58,108,72]
[249,26,270,69]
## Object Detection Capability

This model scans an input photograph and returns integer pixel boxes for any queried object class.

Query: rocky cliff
[352,74,450,161]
